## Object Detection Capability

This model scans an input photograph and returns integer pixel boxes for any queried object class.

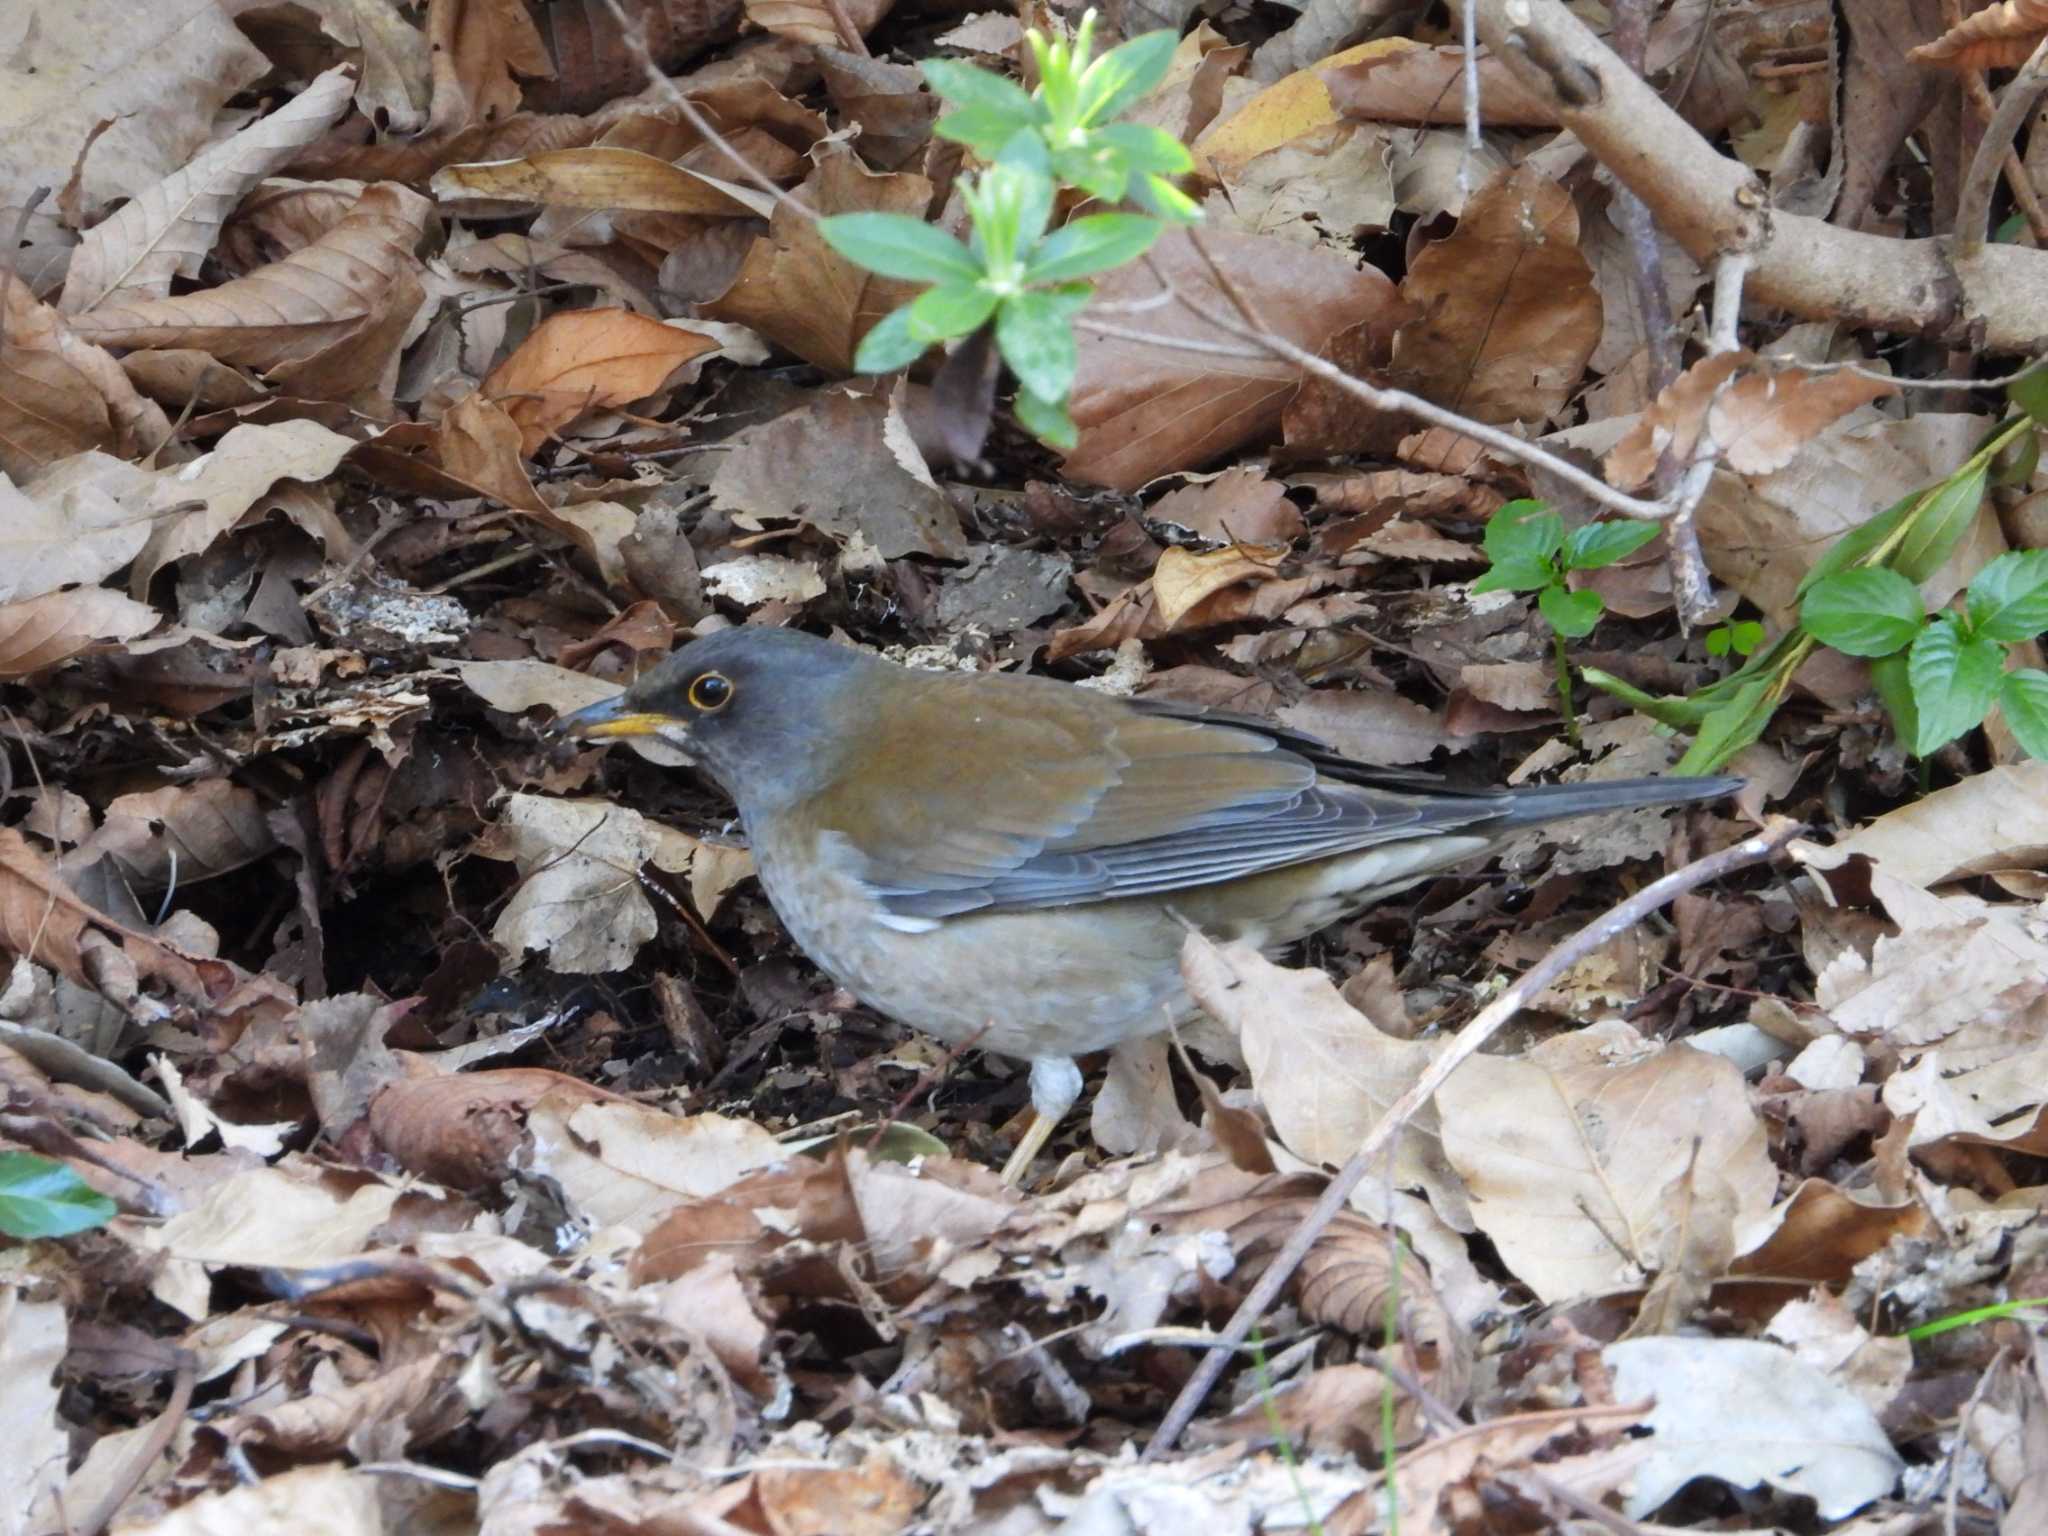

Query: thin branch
[1957,31,2048,256]
[1663,251,1750,630]
[1143,816,1803,1457]
[595,0,812,219]
[1604,0,1681,396]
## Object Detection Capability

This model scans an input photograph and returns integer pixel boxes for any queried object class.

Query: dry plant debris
[3,0,2048,1532]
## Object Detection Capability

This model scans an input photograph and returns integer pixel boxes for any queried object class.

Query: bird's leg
[999,1055,1084,1185]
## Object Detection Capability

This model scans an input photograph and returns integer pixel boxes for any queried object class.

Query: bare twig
[1662,251,1750,630]
[595,0,812,218]
[1143,816,1802,1457]
[1956,32,2048,256]
[1604,0,1680,396]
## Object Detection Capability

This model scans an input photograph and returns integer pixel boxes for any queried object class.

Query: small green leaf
[1540,583,1605,638]
[1799,568,1925,656]
[1908,619,2005,754]
[1469,559,1554,596]
[1893,463,1988,583]
[0,1152,117,1238]
[997,289,1080,403]
[1965,548,2048,642]
[2010,365,2048,427]
[2002,668,2048,759]
[1026,212,1163,283]
[1870,651,1917,750]
[1729,620,1765,655]
[851,304,929,373]
[1075,29,1180,126]
[908,282,999,341]
[921,57,1039,116]
[1706,627,1732,657]
[1675,678,1778,775]
[818,213,982,284]
[1483,500,1564,568]
[1563,518,1659,572]
[936,103,1044,158]
[1014,386,1077,450]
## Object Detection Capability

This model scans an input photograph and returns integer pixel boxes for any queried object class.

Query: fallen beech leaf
[0,587,159,677]
[744,0,891,48]
[1194,38,1414,176]
[700,143,930,373]
[1149,467,1305,544]
[427,0,555,134]
[1066,226,1405,490]
[431,146,770,216]
[1322,44,1560,127]
[1151,542,1289,628]
[61,66,359,315]
[59,780,276,889]
[1392,163,1600,426]
[483,308,719,455]
[0,277,174,477]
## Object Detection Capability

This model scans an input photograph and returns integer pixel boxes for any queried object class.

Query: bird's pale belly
[748,820,1492,1064]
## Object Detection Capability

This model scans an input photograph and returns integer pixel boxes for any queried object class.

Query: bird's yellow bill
[554,695,684,740]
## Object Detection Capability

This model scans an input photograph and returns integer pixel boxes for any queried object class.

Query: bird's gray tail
[1492,774,1742,830]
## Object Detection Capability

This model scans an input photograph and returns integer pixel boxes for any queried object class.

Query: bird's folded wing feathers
[803,676,1509,920]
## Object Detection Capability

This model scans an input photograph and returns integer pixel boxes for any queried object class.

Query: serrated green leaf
[1908,619,2005,754]
[818,213,981,284]
[1482,500,1563,568]
[0,1152,117,1238]
[1965,548,2048,642]
[1675,678,1778,774]
[908,282,999,341]
[1563,518,1660,572]
[2001,669,2048,759]
[2010,365,2048,427]
[1014,386,1077,450]
[1893,463,1988,583]
[1076,29,1180,126]
[1540,583,1604,638]
[922,57,1039,116]
[1469,559,1553,596]
[1026,212,1162,283]
[997,289,1079,403]
[851,304,930,374]
[1799,568,1925,656]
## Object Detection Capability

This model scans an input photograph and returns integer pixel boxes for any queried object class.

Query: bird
[556,626,1739,1183]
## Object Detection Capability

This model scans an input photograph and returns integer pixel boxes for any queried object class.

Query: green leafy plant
[816,10,1197,449]
[1471,499,1660,746]
[0,1151,116,1239]
[1705,619,1765,659]
[1584,407,2043,774]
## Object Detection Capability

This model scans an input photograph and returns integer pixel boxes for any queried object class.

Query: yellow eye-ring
[688,671,734,712]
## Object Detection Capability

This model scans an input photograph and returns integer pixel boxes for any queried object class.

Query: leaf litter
[2,0,2048,1532]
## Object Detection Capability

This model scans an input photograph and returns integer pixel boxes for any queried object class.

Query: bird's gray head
[554,627,883,810]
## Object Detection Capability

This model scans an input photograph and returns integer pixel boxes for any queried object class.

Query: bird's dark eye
[688,671,733,712]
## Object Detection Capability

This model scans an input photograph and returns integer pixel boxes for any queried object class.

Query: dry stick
[1956,31,2048,257]
[1661,251,1751,631]
[1603,0,1681,398]
[1143,815,1803,1458]
[595,0,813,218]
[1464,0,2048,353]
[1945,0,2048,246]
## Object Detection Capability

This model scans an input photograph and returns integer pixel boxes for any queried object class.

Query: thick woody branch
[1464,0,2048,355]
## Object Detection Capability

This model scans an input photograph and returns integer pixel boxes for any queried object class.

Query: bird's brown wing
[801,672,1504,921]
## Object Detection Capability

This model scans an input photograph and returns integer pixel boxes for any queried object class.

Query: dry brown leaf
[0,588,160,677]
[481,308,718,455]
[0,277,175,478]
[1193,38,1411,176]
[1808,762,2048,889]
[1436,1022,1777,1302]
[1910,0,2048,69]
[66,183,432,407]
[1392,163,1601,426]
[700,145,930,372]
[1322,44,1562,127]
[1148,467,1305,544]
[744,0,891,48]
[817,47,940,170]
[1048,542,1338,659]
[1065,226,1405,490]
[1606,352,1898,490]
[59,780,276,890]
[707,390,967,558]
[431,391,548,510]
[431,145,771,216]
[0,454,157,604]
[427,0,556,134]
[61,66,360,316]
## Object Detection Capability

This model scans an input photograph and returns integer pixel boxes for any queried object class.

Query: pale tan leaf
[426,0,555,134]
[65,183,432,403]
[482,308,719,455]
[0,453,158,604]
[1194,38,1411,175]
[1910,0,2048,70]
[431,146,770,216]
[0,588,160,677]
[0,0,270,221]
[60,780,276,888]
[1392,163,1601,426]
[700,144,930,373]
[744,0,891,48]
[61,65,359,315]
[1322,43,1560,127]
